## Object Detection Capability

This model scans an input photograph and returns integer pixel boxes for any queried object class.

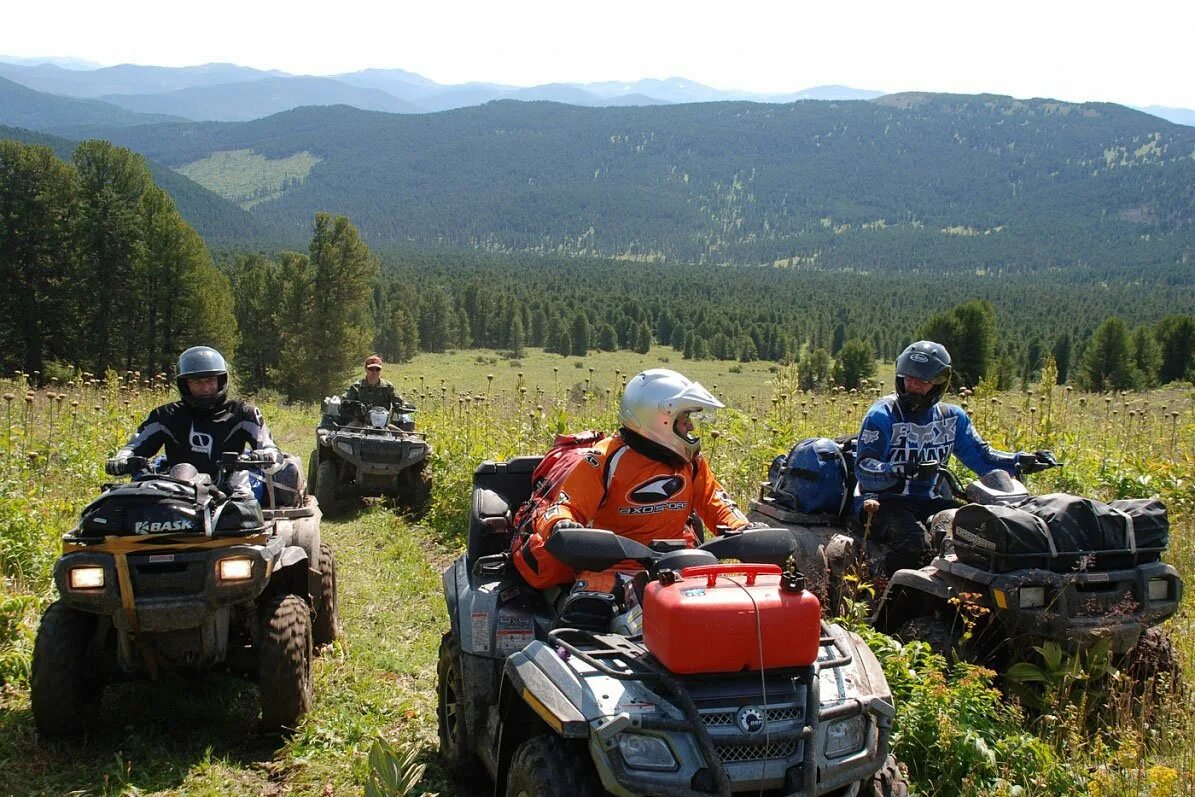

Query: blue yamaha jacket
[853,395,1019,511]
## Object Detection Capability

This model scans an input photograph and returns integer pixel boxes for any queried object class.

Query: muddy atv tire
[306,450,319,498]
[437,632,484,783]
[400,461,432,520]
[505,734,604,797]
[31,601,103,738]
[258,593,313,732]
[1122,627,1182,695]
[314,459,338,516]
[312,542,340,647]
[894,616,962,661]
[861,756,909,797]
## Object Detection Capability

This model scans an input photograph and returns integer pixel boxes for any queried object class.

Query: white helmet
[619,369,725,462]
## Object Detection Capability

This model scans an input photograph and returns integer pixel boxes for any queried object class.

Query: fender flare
[871,567,956,632]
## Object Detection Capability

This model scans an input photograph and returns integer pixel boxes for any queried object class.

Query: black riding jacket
[117,399,278,478]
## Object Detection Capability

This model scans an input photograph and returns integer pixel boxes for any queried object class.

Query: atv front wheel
[312,542,340,647]
[861,756,909,797]
[31,601,103,737]
[314,459,338,516]
[1122,626,1183,696]
[894,616,962,661]
[400,461,432,519]
[437,632,484,783]
[258,593,313,732]
[506,734,604,797]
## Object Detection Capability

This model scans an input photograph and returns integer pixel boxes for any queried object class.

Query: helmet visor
[897,365,951,386]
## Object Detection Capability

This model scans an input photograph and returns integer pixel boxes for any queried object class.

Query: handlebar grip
[679,563,783,587]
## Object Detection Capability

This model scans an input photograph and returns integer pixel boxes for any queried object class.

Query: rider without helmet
[894,340,952,415]
[618,368,724,463]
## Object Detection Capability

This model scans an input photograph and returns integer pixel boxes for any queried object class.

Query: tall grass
[1,356,1191,796]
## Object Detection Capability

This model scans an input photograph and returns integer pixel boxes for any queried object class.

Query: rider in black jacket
[106,347,281,482]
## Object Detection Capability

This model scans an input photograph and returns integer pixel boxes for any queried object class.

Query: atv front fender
[871,566,967,632]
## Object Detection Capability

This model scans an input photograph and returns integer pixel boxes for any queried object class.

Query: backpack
[768,437,851,516]
[511,431,622,533]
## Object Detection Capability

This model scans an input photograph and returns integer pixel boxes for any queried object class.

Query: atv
[309,396,432,518]
[438,455,907,797]
[869,466,1184,680]
[31,452,340,737]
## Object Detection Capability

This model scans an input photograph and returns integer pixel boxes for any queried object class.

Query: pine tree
[634,321,652,354]
[510,312,526,357]
[1131,326,1161,387]
[1155,315,1194,383]
[1081,317,1140,391]
[1052,332,1072,384]
[570,312,591,355]
[799,347,832,390]
[832,339,877,389]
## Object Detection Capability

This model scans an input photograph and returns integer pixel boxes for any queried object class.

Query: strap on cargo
[1109,506,1137,554]
[1036,515,1058,558]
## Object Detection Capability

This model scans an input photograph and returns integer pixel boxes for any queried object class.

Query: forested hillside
[62,94,1195,272]
[0,76,179,128]
[0,125,288,246]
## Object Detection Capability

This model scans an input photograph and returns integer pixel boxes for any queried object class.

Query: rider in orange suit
[515,369,749,592]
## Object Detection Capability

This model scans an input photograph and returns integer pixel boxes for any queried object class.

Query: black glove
[552,519,585,532]
[252,448,284,465]
[105,452,131,476]
[1018,450,1057,475]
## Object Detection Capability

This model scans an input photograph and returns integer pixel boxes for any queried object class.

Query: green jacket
[341,377,400,416]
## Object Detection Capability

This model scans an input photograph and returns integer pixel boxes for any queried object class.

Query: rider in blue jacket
[854,340,1052,576]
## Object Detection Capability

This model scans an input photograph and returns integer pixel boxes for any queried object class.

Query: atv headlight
[217,557,253,581]
[617,733,678,772]
[68,565,105,590]
[1148,578,1170,601]
[336,440,354,457]
[825,715,867,759]
[1019,586,1046,608]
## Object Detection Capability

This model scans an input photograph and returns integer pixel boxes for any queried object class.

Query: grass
[176,149,322,209]
[0,355,1192,796]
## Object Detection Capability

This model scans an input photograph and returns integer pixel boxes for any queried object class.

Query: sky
[3,0,1193,108]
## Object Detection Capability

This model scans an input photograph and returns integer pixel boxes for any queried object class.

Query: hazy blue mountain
[0,61,284,98]
[330,67,442,96]
[72,94,1195,273]
[0,54,104,70]
[0,76,183,129]
[1135,105,1195,127]
[99,76,420,121]
[0,124,285,247]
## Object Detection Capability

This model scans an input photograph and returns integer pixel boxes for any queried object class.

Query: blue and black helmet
[176,346,229,412]
[895,341,951,413]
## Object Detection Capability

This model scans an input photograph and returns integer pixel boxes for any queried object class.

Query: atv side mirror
[544,528,656,572]
[700,528,797,565]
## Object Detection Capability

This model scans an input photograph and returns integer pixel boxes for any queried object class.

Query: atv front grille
[714,739,799,763]
[701,705,802,727]
[358,441,410,464]
[129,558,205,596]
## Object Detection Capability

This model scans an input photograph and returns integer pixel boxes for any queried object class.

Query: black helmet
[176,346,229,413]
[895,341,951,414]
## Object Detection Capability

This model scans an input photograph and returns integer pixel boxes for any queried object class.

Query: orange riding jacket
[515,434,748,588]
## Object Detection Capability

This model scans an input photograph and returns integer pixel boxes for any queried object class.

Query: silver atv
[438,456,906,796]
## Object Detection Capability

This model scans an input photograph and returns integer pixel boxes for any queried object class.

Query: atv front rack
[549,624,858,797]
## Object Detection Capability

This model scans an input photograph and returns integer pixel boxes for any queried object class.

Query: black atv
[309,397,432,518]
[870,467,1183,681]
[31,452,340,737]
[438,456,907,797]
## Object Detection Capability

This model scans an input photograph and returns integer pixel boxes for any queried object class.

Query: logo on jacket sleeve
[628,475,686,504]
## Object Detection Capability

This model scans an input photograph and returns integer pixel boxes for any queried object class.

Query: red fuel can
[642,564,821,674]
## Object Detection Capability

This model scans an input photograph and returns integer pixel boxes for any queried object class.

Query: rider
[339,355,402,422]
[106,346,283,492]
[854,341,1054,576]
[514,368,751,594]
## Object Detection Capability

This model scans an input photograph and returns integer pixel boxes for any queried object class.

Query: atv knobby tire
[505,734,604,797]
[861,756,910,797]
[314,459,338,516]
[894,616,962,661]
[1122,626,1183,695]
[31,601,103,738]
[400,461,432,519]
[312,542,340,647]
[257,593,313,732]
[437,632,484,783]
[306,450,318,498]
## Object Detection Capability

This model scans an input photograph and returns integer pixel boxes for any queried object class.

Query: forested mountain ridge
[0,76,181,128]
[63,93,1195,273]
[0,125,287,247]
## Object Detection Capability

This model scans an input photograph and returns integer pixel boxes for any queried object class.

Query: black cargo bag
[950,503,1057,571]
[1110,498,1170,562]
[81,481,204,536]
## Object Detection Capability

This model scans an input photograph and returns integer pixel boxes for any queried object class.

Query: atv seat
[467,456,542,570]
